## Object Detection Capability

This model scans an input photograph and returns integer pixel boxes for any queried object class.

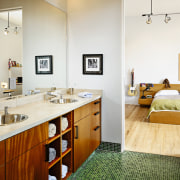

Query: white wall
[0,19,22,97]
[67,0,122,143]
[0,0,67,93]
[125,16,180,104]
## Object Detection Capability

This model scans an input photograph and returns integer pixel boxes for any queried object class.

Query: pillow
[154,90,179,97]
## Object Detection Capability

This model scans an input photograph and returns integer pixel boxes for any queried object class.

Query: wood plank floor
[125,104,180,157]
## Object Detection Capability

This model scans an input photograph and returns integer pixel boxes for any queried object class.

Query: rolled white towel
[48,175,57,180]
[62,164,68,179]
[49,123,56,138]
[62,140,68,153]
[78,92,93,98]
[61,117,68,131]
[49,148,56,163]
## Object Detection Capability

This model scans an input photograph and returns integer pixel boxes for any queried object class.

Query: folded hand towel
[62,164,68,179]
[48,175,57,180]
[61,117,68,131]
[78,92,93,98]
[62,140,68,153]
[49,123,56,138]
[49,148,56,163]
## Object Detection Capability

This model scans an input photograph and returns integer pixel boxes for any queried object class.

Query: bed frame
[140,84,180,125]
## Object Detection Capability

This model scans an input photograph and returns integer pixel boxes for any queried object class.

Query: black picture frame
[35,55,53,74]
[83,54,103,75]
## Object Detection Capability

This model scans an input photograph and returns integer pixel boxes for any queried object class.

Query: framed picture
[35,55,53,74]
[11,61,16,67]
[83,54,103,75]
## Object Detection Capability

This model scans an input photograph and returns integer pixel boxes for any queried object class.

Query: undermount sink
[0,114,28,126]
[50,98,78,104]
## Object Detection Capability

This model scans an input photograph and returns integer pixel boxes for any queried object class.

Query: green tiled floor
[69,150,180,180]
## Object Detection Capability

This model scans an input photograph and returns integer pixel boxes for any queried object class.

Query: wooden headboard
[139,84,180,105]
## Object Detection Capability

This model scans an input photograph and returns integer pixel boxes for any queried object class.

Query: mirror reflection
[0,9,22,98]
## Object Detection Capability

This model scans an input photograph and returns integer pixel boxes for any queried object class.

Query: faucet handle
[4,106,8,115]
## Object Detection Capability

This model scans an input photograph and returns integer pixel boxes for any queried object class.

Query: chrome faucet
[4,106,8,115]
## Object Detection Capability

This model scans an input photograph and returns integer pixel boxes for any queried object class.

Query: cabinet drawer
[138,98,153,105]
[91,99,101,113]
[90,125,101,153]
[6,122,48,163]
[74,103,91,122]
[91,113,100,128]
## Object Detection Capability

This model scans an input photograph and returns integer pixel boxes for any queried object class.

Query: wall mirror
[0,0,67,99]
[0,9,22,98]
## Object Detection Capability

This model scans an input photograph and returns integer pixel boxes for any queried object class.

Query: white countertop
[0,93,101,141]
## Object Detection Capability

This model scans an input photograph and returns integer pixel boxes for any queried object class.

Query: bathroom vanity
[0,91,101,180]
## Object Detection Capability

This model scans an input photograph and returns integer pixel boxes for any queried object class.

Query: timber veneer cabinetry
[0,141,5,180]
[0,97,101,179]
[6,123,49,180]
[74,98,101,172]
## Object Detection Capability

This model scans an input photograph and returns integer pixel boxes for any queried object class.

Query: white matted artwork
[35,55,53,74]
[83,54,103,75]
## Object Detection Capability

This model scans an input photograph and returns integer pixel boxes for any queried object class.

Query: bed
[148,88,180,125]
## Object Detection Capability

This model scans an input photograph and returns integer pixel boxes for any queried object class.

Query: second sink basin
[50,98,78,104]
[0,114,28,126]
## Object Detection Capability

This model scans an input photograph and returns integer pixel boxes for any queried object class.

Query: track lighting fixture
[146,15,152,24]
[164,14,171,23]
[4,27,9,35]
[142,0,180,24]
[3,11,20,35]
[4,12,10,35]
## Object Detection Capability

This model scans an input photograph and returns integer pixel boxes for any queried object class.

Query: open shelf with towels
[46,111,73,180]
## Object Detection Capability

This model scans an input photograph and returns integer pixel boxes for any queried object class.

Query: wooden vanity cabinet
[73,98,101,172]
[6,123,49,180]
[0,141,5,180]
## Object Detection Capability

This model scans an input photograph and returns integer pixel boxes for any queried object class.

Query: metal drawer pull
[45,144,49,162]
[75,126,79,139]
[94,126,100,131]
[94,101,100,105]
[94,112,100,116]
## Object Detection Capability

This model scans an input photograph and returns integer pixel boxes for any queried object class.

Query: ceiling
[0,9,22,26]
[126,0,180,16]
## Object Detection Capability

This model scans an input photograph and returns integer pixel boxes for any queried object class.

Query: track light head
[4,27,9,35]
[164,14,171,23]
[14,27,18,34]
[146,15,152,24]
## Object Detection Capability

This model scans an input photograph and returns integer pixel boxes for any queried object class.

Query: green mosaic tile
[97,142,121,152]
[68,151,180,180]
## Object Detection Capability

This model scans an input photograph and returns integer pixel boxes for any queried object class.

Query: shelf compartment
[61,112,72,132]
[62,131,72,154]
[49,160,61,180]
[49,117,61,139]
[62,151,72,180]
[48,138,61,168]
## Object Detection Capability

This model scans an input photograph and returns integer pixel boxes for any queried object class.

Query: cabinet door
[74,116,90,172]
[6,141,48,180]
[0,141,5,180]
